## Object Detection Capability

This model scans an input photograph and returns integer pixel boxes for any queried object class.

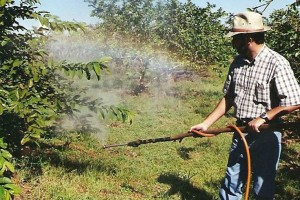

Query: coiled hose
[192,125,251,200]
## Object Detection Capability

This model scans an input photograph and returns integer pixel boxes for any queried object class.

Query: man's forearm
[267,104,300,121]
[202,96,234,127]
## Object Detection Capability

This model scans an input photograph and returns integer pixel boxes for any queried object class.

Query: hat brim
[225,26,271,37]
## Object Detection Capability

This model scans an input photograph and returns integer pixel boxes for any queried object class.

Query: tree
[266,5,300,81]
[0,0,132,198]
[85,0,234,71]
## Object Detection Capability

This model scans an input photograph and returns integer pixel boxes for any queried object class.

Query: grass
[14,69,300,200]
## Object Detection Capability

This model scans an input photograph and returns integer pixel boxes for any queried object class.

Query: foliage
[0,0,133,146]
[266,4,300,81]
[0,138,21,199]
[85,0,234,71]
[0,0,132,199]
[153,1,233,69]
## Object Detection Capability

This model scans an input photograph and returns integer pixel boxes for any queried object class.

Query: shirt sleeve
[223,63,235,97]
[223,70,232,95]
[274,59,300,106]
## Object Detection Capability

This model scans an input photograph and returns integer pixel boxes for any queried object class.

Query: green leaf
[28,79,33,88]
[97,56,112,64]
[37,15,49,26]
[12,59,20,67]
[33,73,39,82]
[4,161,15,173]
[69,69,76,78]
[93,62,101,80]
[77,69,83,79]
[15,90,19,100]
[0,166,5,175]
[0,105,3,115]
[29,133,41,139]
[21,136,30,145]
[0,186,4,199]
[0,150,12,160]
[5,191,10,200]
[1,40,7,46]
[0,177,11,184]
[98,108,105,119]
[0,0,9,7]
[3,184,21,194]
[19,89,27,99]
[64,69,70,76]
[85,69,91,80]
[0,139,7,149]
[0,157,5,167]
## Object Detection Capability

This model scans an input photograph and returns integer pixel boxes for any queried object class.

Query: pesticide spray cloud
[46,32,197,142]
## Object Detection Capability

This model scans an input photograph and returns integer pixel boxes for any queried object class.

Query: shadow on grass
[177,147,195,160]
[156,172,213,200]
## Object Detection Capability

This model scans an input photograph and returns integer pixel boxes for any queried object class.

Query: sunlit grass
[15,70,300,200]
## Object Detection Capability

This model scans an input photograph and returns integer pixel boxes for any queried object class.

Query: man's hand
[248,118,266,132]
[190,123,209,132]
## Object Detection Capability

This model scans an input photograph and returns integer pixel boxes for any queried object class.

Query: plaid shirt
[223,45,300,119]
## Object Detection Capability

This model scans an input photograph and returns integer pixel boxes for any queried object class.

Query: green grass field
[15,71,300,200]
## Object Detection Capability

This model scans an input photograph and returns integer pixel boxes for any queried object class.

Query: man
[190,11,300,200]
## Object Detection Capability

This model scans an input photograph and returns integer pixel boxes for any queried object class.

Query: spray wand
[103,126,233,148]
[103,122,299,149]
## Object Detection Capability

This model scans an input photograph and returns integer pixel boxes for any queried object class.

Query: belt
[236,118,281,126]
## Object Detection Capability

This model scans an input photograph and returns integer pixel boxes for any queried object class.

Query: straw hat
[225,11,271,37]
